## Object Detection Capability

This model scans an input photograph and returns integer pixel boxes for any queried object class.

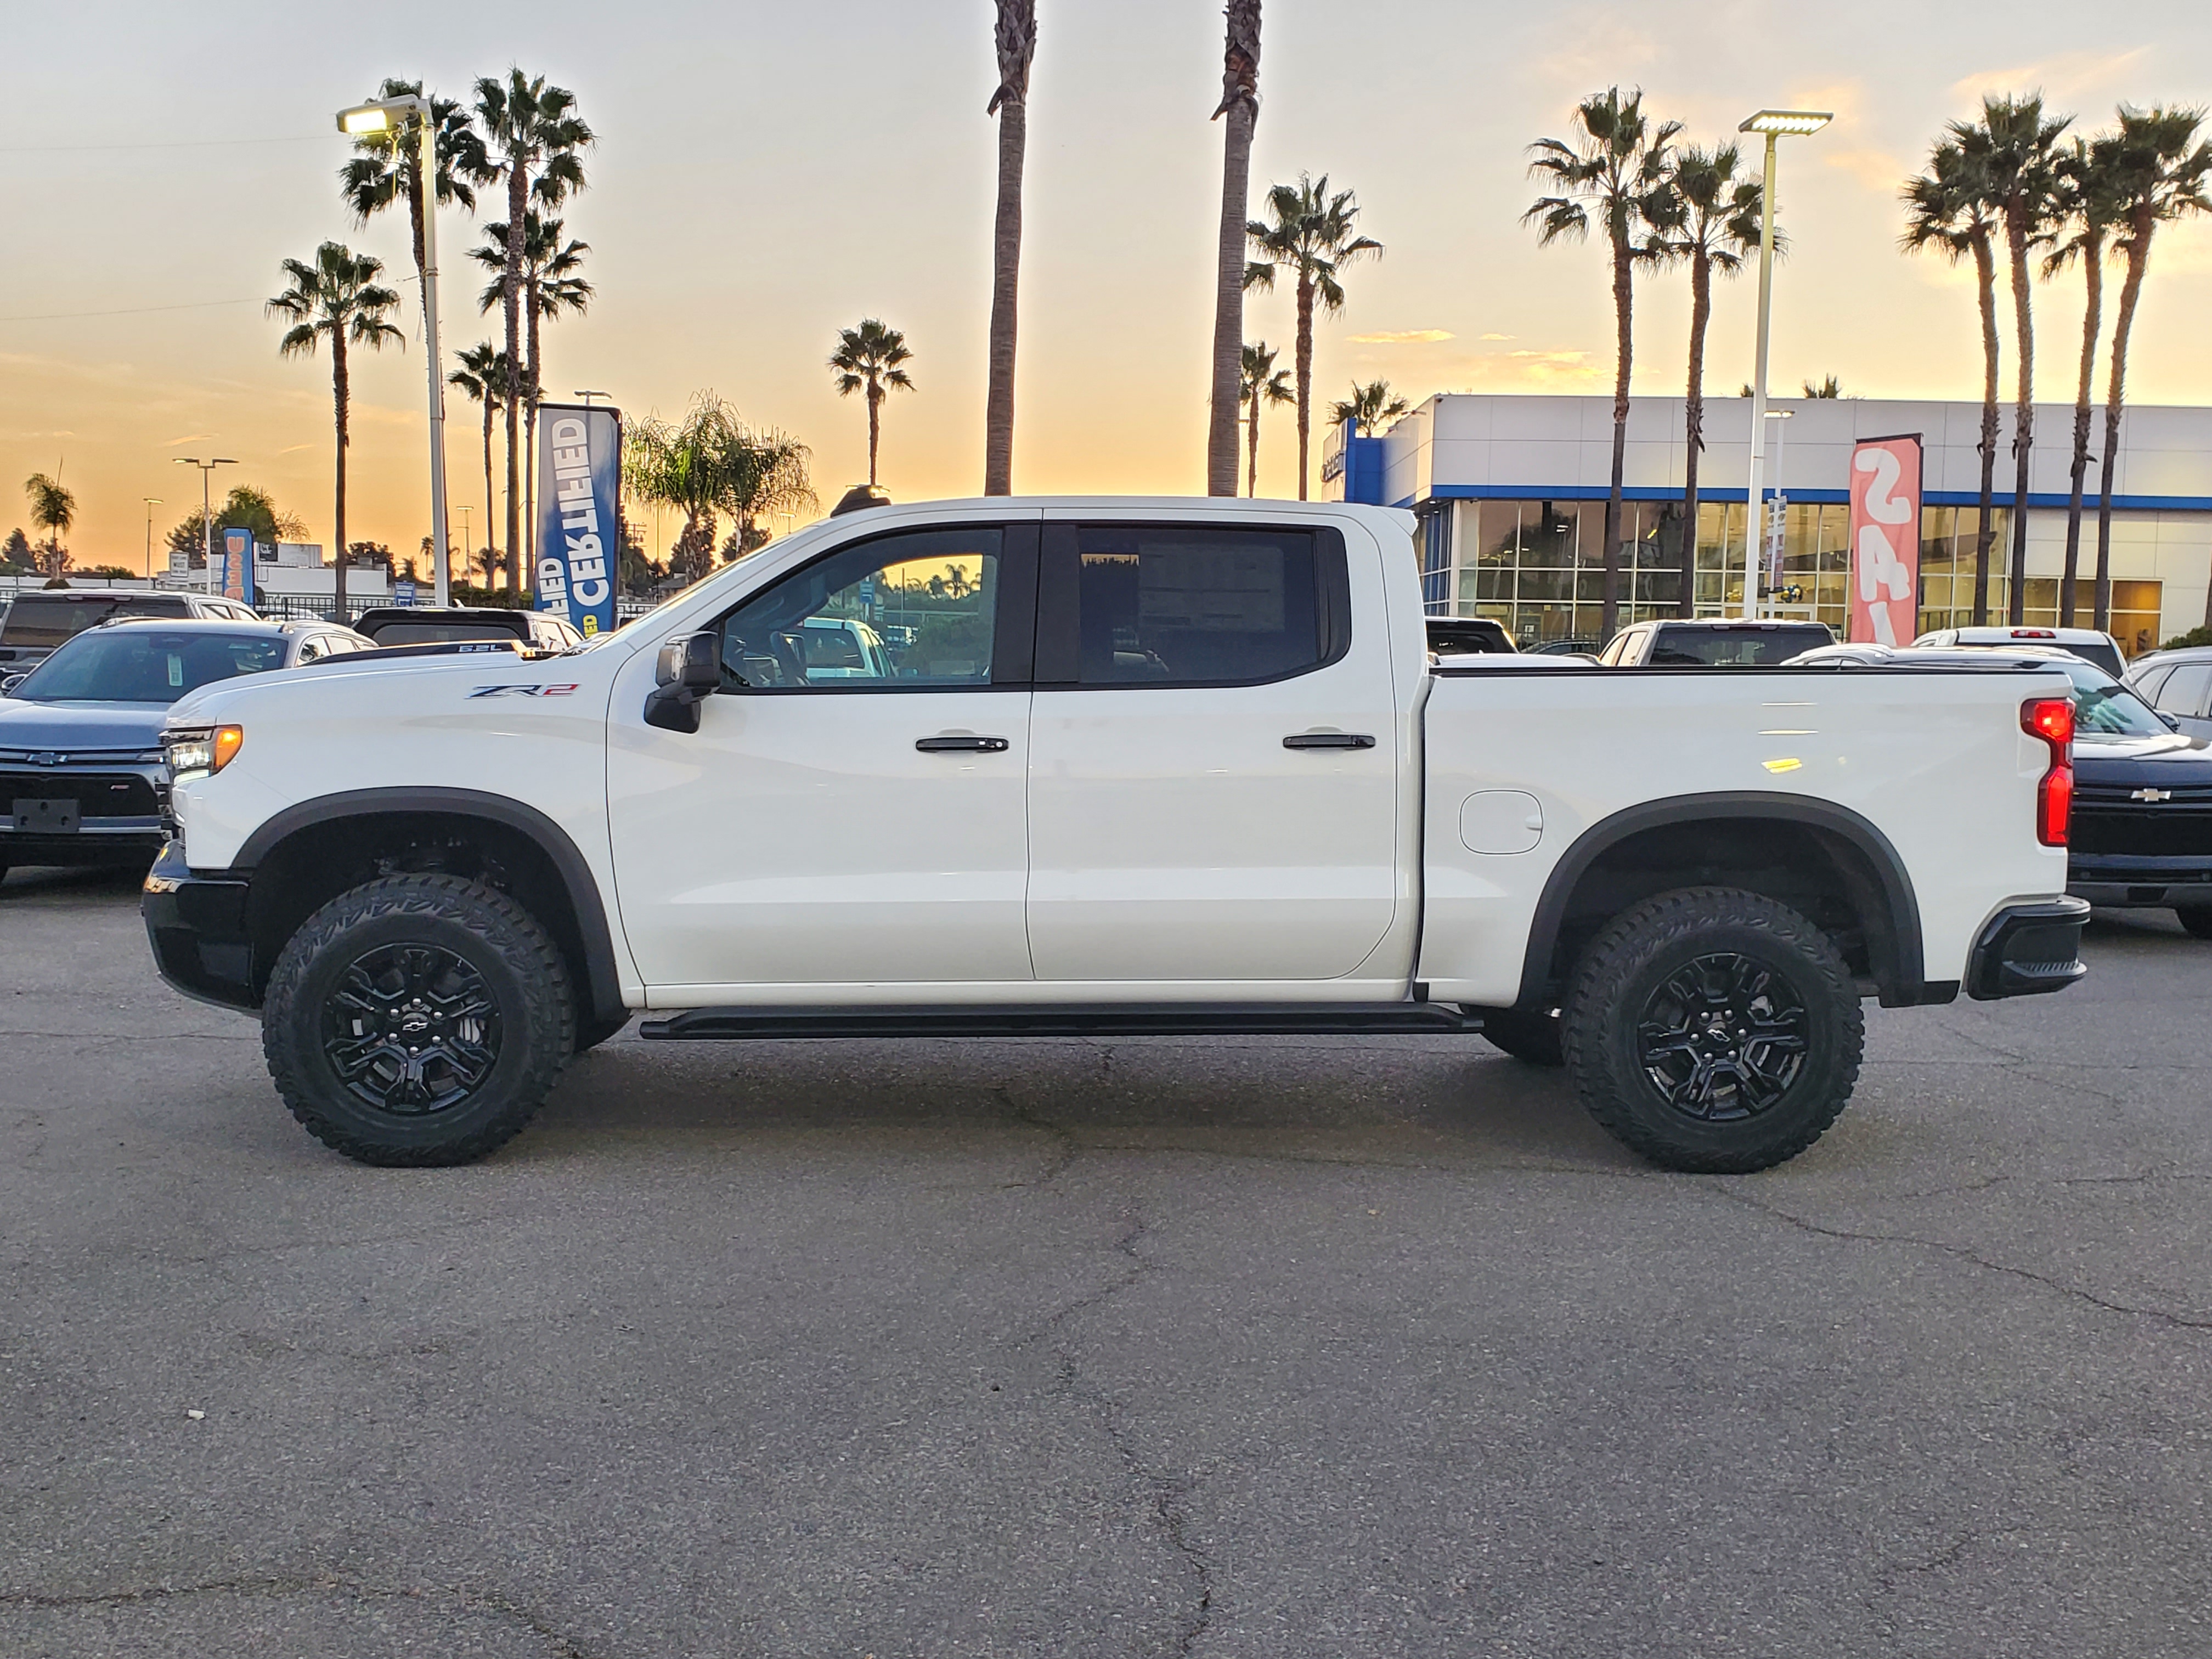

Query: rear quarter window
[1648,625,1831,666]
[0,594,187,650]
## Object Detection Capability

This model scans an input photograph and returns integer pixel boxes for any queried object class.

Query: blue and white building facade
[1326,393,2212,656]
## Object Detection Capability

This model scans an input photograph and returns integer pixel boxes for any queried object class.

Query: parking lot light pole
[142,498,161,578]
[173,457,236,588]
[1736,108,1831,619]
[338,94,452,607]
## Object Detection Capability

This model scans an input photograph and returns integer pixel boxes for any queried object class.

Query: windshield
[13,629,287,703]
[2058,658,2171,738]
[0,594,189,650]
[1649,625,1832,666]
[365,620,522,645]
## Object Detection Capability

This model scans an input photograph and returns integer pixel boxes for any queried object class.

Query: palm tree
[471,212,591,571]
[447,341,511,583]
[1902,142,2004,624]
[340,78,486,348]
[1645,142,1762,618]
[472,70,593,592]
[1328,379,1410,436]
[22,471,74,579]
[2091,106,2212,630]
[1953,94,2070,624]
[1524,89,1679,637]
[268,242,405,617]
[724,427,817,555]
[1802,375,1844,398]
[830,319,916,487]
[984,0,1036,496]
[624,396,816,580]
[1245,174,1383,502]
[1206,0,1263,496]
[2043,133,2122,624]
[1239,342,1293,496]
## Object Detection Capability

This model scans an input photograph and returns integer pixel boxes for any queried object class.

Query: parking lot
[3,865,2209,1658]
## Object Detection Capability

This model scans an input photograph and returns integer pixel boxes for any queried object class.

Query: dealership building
[1325,394,2212,656]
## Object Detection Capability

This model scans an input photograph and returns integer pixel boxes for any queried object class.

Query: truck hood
[0,698,173,754]
[168,650,610,726]
[2073,731,2212,783]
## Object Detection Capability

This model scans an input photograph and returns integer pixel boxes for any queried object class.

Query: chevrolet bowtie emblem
[2133,787,2174,803]
[35,752,61,766]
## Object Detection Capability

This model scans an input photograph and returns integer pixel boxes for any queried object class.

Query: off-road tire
[2176,908,2212,941]
[1477,1006,1565,1066]
[262,874,574,1166]
[1562,887,1864,1173]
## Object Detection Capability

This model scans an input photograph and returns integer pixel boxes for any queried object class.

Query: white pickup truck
[143,497,2089,1173]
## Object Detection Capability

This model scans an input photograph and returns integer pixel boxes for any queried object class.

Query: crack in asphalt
[1711,1184,2212,1333]
[0,1573,594,1656]
[992,1086,1080,1190]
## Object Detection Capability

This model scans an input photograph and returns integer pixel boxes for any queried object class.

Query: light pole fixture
[173,457,236,588]
[142,498,162,578]
[337,93,453,608]
[1735,107,1831,619]
[574,389,610,408]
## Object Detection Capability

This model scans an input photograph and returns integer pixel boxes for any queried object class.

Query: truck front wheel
[261,874,574,1166]
[1562,888,1864,1173]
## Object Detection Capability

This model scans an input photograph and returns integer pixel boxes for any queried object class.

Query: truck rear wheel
[2176,909,2212,940]
[261,874,574,1166]
[1562,887,1863,1173]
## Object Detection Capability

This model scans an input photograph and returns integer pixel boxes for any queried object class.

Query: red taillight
[2022,696,2074,847]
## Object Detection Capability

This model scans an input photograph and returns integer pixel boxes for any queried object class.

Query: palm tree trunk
[332,335,349,620]
[1602,224,1633,639]
[984,83,1026,495]
[1294,276,1314,501]
[502,165,527,594]
[2098,225,2152,632]
[1246,396,1261,497]
[1207,121,1256,495]
[483,399,496,588]
[2005,212,2035,625]
[2060,231,2102,627]
[1680,250,1711,620]
[1972,230,2000,626]
[866,385,882,486]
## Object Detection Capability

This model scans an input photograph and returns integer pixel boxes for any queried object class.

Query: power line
[0,298,262,324]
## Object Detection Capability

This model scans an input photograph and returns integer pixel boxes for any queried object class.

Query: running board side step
[639,1002,1476,1041]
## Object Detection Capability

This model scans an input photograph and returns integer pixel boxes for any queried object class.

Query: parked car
[1,617,368,877]
[352,606,583,652]
[0,588,263,672]
[1527,637,1601,657]
[1913,624,2125,678]
[1425,617,1516,656]
[146,497,2084,1174]
[2124,645,2212,742]
[1599,618,1835,667]
[1792,641,2212,937]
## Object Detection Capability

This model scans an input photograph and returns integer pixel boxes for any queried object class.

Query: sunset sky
[6,1,2212,570]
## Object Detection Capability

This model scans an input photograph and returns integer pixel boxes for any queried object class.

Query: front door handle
[1283,732,1376,750]
[916,735,1010,753]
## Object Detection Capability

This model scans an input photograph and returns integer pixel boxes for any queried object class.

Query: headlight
[165,724,244,785]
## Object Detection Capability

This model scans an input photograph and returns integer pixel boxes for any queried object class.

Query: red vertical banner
[1848,434,1922,645]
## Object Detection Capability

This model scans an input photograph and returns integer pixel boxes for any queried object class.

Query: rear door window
[1038,524,1346,687]
[2153,664,2212,720]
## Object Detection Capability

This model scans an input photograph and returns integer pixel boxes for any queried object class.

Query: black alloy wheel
[1634,952,1808,1121]
[323,943,502,1115]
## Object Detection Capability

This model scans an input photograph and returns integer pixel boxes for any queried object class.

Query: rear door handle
[916,735,1010,753]
[1283,732,1376,750]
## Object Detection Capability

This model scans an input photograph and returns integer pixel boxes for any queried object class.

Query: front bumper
[140,840,257,1012]
[2067,854,2212,911]
[1966,897,2091,1000]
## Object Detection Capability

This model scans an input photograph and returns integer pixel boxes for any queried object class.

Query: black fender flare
[1514,791,1933,1009]
[232,787,628,1028]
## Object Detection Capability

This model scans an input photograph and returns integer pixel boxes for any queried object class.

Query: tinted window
[365,621,524,645]
[1053,526,1329,687]
[0,594,189,649]
[1647,624,1832,666]
[2155,663,2212,720]
[2056,659,2170,738]
[2062,640,2125,677]
[2131,664,2174,705]
[13,630,287,703]
[715,527,1002,690]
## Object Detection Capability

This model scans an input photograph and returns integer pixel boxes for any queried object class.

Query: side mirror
[644,631,720,733]
[2162,710,2180,731]
[0,673,23,697]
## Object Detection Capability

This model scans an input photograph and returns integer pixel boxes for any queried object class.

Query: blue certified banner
[534,402,621,637]
[220,526,255,605]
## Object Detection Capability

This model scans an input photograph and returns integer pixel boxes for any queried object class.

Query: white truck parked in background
[144,498,2089,1172]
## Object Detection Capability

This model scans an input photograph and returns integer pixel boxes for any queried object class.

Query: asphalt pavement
[3,864,2209,1658]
